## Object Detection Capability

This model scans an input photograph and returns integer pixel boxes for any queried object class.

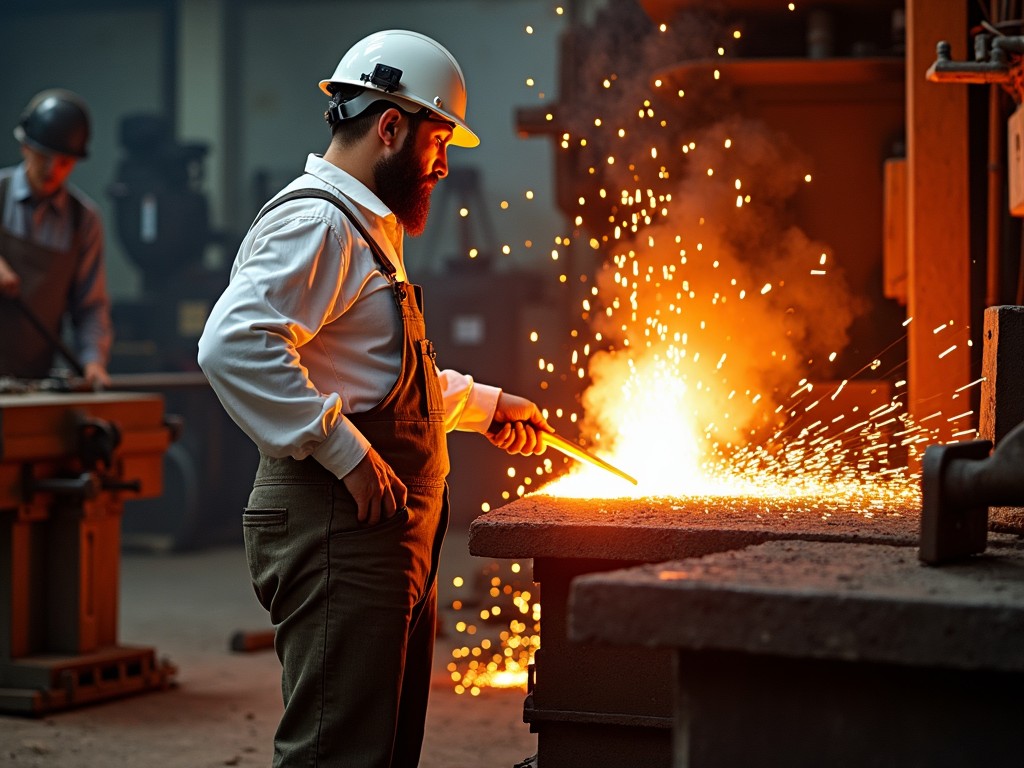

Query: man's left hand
[83,362,111,390]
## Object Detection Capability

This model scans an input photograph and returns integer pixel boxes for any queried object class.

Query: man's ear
[377,108,403,147]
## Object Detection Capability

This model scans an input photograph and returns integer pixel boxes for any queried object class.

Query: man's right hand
[0,256,20,298]
[341,447,408,526]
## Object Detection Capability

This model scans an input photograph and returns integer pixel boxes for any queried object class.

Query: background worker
[198,29,551,768]
[0,88,112,388]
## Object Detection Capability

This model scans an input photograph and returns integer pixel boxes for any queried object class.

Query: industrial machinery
[107,113,228,372]
[466,4,1019,763]
[927,27,1024,306]
[920,305,1024,563]
[106,114,256,550]
[0,390,177,714]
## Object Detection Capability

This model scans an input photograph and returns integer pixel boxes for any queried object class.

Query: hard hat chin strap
[325,91,446,130]
[325,91,383,124]
[325,63,407,125]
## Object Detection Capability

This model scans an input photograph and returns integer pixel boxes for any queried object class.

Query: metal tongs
[6,295,87,379]
[541,431,638,486]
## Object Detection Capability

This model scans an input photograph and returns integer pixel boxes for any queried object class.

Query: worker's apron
[0,177,80,378]
[241,190,450,768]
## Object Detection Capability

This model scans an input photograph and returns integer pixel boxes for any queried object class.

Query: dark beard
[373,125,437,236]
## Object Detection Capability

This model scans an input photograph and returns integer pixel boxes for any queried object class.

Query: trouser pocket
[242,506,287,611]
[243,480,330,618]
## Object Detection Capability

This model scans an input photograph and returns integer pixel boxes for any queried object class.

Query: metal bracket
[927,36,1024,103]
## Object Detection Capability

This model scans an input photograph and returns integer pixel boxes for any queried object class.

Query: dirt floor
[0,530,537,768]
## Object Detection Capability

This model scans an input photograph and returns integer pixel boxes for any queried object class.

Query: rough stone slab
[569,538,1024,672]
[469,494,921,562]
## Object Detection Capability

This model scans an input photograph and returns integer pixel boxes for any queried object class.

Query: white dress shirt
[198,154,500,480]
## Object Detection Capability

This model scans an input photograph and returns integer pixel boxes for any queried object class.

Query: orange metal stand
[0,391,176,715]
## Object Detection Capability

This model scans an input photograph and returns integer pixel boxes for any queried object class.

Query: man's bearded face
[373,120,438,236]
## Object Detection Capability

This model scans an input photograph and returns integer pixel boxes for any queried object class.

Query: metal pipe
[926,39,1014,84]
[920,419,1024,564]
[942,419,1024,509]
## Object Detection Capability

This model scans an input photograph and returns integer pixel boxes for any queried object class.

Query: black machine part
[920,419,1024,565]
[19,413,144,503]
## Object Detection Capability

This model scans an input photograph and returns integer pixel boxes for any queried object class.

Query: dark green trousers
[243,455,447,767]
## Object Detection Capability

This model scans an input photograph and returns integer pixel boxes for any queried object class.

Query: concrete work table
[467,494,923,768]
[569,538,1024,767]
[469,493,923,562]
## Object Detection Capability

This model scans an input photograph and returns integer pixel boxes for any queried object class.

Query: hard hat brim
[450,123,479,149]
[13,125,88,159]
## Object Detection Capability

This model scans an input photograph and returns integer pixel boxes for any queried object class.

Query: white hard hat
[320,29,479,148]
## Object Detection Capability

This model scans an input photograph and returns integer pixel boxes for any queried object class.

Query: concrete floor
[0,529,537,768]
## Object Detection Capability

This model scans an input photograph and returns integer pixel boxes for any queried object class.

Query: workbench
[0,391,176,715]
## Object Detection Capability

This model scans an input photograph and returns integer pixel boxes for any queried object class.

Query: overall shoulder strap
[253,187,397,281]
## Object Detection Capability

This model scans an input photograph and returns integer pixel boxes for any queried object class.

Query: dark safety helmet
[13,89,91,158]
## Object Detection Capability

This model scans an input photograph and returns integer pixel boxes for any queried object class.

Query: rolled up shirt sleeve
[67,204,112,367]
[440,367,500,434]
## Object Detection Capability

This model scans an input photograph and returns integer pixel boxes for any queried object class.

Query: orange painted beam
[906,0,972,442]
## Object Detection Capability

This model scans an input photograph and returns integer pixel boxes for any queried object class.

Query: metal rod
[5,295,86,378]
[541,431,638,486]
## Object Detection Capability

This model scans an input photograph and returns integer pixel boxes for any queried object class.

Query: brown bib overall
[0,176,81,378]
